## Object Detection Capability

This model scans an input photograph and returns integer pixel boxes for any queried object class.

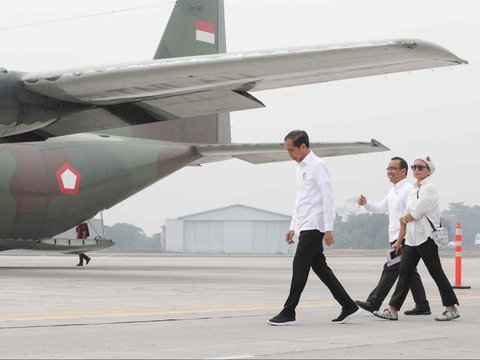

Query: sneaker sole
[331,308,362,324]
[266,320,296,326]
[434,314,460,321]
[356,305,376,313]
[404,311,431,315]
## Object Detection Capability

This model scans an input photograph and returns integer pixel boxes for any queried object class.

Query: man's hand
[358,195,367,206]
[285,230,295,244]
[324,231,335,246]
[392,239,403,254]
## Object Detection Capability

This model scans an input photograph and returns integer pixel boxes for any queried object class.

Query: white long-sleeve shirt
[405,178,440,246]
[289,151,335,233]
[364,178,413,243]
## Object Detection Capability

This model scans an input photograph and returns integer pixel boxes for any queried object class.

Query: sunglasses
[410,165,429,171]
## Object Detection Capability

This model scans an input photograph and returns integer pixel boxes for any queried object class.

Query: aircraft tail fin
[152,0,230,144]
[154,0,226,59]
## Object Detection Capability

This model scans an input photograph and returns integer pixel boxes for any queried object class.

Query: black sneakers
[331,307,362,324]
[268,307,362,326]
[266,314,296,326]
[85,257,91,265]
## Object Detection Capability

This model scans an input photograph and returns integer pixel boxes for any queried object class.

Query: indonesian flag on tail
[196,20,216,44]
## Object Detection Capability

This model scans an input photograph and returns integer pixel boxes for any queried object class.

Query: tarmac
[0,249,479,359]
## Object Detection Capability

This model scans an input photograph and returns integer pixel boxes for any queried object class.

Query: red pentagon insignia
[55,163,81,195]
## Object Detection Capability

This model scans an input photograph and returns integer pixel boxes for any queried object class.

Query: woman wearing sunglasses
[373,156,459,321]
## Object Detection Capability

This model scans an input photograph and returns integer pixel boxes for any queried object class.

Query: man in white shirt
[267,130,361,326]
[355,157,430,315]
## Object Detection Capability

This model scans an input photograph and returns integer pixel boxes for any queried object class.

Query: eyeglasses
[386,167,401,171]
[410,165,429,171]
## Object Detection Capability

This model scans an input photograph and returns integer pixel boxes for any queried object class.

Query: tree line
[57,202,479,251]
[334,202,480,249]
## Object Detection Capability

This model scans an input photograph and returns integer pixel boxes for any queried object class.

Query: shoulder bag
[425,216,449,247]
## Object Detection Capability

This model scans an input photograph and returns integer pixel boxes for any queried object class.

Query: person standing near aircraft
[75,223,91,267]
[355,157,431,315]
[267,130,361,326]
[373,156,460,321]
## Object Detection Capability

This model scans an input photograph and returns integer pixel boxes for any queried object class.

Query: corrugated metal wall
[182,220,292,254]
[165,205,296,254]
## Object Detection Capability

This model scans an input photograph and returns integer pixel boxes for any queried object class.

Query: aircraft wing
[193,139,389,165]
[22,39,466,118]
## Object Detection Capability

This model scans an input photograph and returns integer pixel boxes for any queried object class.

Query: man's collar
[393,177,409,189]
[299,150,314,165]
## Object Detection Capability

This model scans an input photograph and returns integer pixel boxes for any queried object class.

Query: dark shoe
[76,263,83,267]
[355,300,378,313]
[331,307,362,324]
[85,257,91,265]
[266,314,296,326]
[404,306,431,315]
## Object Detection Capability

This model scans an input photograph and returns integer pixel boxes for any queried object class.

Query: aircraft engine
[0,70,63,137]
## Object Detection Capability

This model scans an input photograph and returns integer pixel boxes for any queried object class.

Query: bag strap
[417,190,442,230]
[425,215,437,231]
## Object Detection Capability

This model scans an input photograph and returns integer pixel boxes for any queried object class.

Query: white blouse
[405,178,441,246]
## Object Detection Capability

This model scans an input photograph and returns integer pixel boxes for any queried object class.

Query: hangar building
[163,204,296,254]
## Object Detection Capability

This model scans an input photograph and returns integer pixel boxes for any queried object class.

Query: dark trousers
[367,246,429,310]
[280,230,357,318]
[390,238,459,310]
[78,253,90,265]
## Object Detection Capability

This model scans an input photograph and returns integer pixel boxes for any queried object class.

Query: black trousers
[367,245,429,310]
[280,230,357,318]
[78,253,90,264]
[390,238,459,310]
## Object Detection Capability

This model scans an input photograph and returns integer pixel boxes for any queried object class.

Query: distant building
[164,204,295,254]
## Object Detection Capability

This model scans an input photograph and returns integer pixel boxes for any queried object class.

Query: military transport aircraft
[0,0,466,253]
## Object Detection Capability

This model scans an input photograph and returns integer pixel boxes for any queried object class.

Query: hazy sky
[2,0,479,235]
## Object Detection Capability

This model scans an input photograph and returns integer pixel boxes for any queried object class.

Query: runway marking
[0,300,336,322]
[206,356,254,360]
[1,292,478,323]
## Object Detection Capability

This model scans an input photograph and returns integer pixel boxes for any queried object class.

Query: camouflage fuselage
[0,133,200,249]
